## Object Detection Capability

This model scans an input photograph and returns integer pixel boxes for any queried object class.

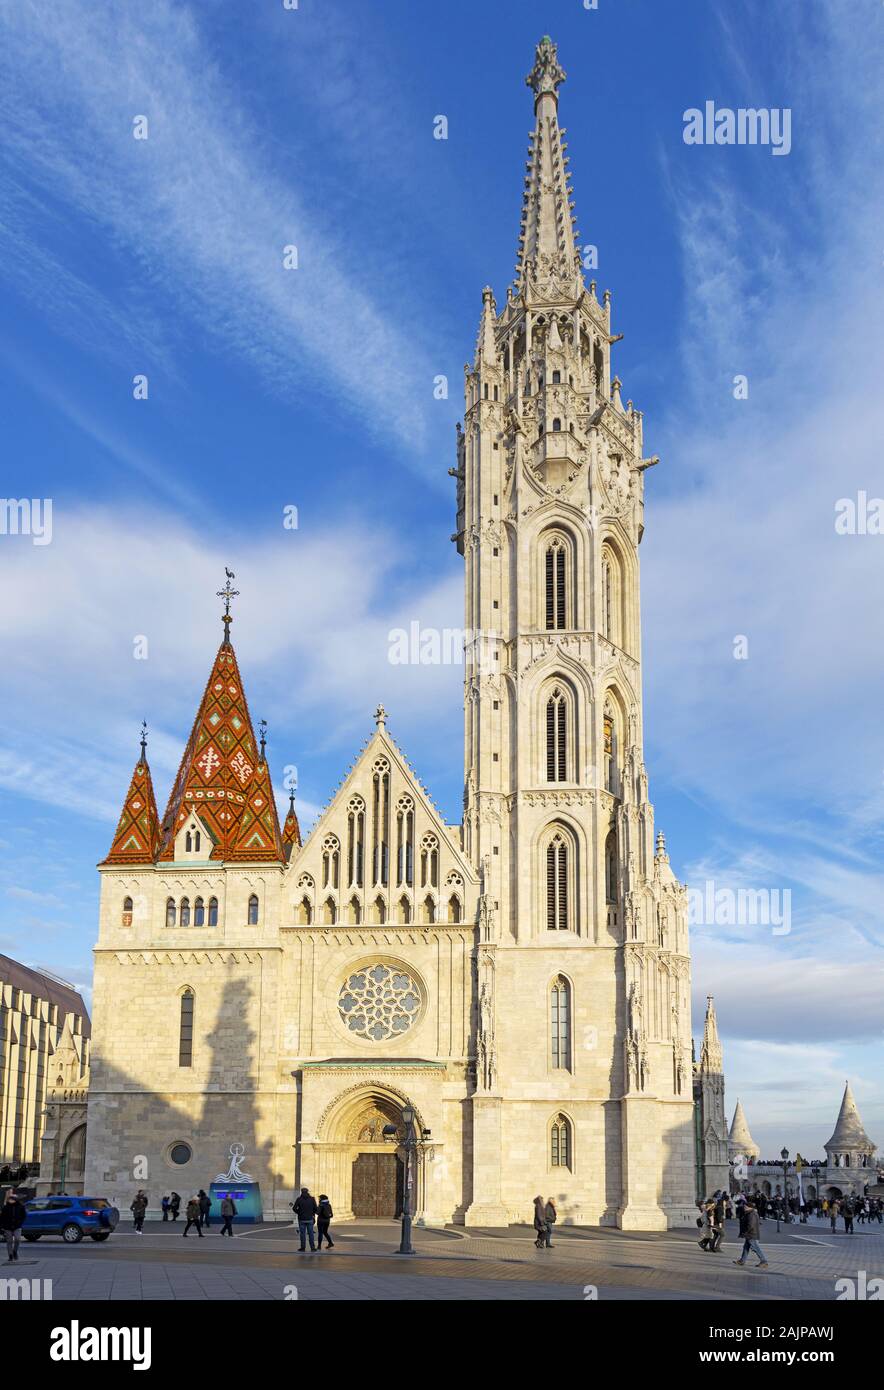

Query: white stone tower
[453,35,696,1228]
[693,996,729,1197]
[823,1081,877,1198]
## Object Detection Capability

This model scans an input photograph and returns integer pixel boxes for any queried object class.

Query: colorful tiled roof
[159,640,284,863]
[102,753,161,865]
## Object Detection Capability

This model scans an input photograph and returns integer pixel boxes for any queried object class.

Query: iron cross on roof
[216,568,240,642]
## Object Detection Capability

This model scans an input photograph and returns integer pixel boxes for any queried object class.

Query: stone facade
[83,37,697,1229]
[693,996,729,1198]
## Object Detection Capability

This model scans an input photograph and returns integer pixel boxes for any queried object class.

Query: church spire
[158,602,284,863]
[516,36,582,295]
[102,724,161,865]
[283,788,302,859]
[699,995,723,1073]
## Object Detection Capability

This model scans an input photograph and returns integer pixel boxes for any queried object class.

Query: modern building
[84,36,697,1229]
[0,954,90,1175]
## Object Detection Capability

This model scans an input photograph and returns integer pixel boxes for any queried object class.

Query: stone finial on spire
[259,718,267,762]
[216,567,239,644]
[374,704,388,729]
[475,286,497,366]
[525,35,566,110]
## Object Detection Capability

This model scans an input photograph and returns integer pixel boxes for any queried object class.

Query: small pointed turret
[102,724,161,865]
[728,1099,760,1161]
[516,36,582,294]
[825,1081,875,1154]
[475,286,497,366]
[699,995,723,1073]
[283,789,302,859]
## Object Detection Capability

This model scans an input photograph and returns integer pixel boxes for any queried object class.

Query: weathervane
[259,718,267,761]
[216,567,240,642]
[140,720,148,759]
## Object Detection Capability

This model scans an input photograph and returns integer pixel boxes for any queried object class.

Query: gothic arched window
[372,760,391,887]
[194,896,205,927]
[322,897,337,925]
[122,896,133,926]
[605,831,618,903]
[179,897,191,928]
[179,990,194,1068]
[420,833,439,889]
[296,897,312,926]
[550,977,572,1070]
[545,536,567,631]
[247,893,259,925]
[601,542,624,648]
[550,1114,572,1169]
[546,831,570,931]
[208,897,218,927]
[448,895,462,924]
[604,698,620,795]
[347,796,365,888]
[396,796,415,887]
[546,686,567,782]
[322,835,340,891]
[399,896,412,925]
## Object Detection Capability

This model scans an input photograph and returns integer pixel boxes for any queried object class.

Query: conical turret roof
[825,1081,875,1153]
[102,740,161,865]
[158,638,284,863]
[728,1099,759,1160]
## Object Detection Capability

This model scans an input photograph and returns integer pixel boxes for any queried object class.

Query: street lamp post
[777,1148,790,1231]
[383,1106,432,1256]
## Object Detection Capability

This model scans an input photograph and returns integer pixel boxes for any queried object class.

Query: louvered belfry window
[546,688,567,781]
[546,832,569,931]
[179,990,194,1067]
[545,540,566,630]
[550,977,571,1069]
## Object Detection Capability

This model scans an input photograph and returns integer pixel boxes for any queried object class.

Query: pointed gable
[103,754,161,865]
[282,793,302,860]
[159,640,284,863]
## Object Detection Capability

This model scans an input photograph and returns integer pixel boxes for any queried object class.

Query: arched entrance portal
[312,1085,425,1222]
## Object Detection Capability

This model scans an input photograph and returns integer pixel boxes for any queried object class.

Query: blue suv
[22,1195,120,1244]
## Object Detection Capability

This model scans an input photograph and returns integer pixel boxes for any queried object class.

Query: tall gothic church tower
[84,38,696,1232]
[455,36,695,1228]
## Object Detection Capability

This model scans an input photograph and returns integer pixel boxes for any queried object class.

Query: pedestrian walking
[198,1188,212,1230]
[161,1195,170,1223]
[130,1190,148,1234]
[316,1194,335,1250]
[169,1191,181,1222]
[829,1199,839,1233]
[292,1187,318,1251]
[219,1196,237,1236]
[843,1200,854,1234]
[710,1195,726,1252]
[0,1189,27,1263]
[183,1196,204,1237]
[544,1197,557,1248]
[733,1200,769,1268]
[532,1194,547,1248]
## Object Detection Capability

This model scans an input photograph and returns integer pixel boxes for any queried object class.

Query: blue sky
[0,0,882,1159]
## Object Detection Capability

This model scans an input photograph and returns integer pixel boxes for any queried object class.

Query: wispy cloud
[0,0,444,461]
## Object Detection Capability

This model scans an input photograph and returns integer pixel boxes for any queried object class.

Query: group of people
[0,1164,31,1186]
[696,1194,769,1267]
[290,1188,335,1251]
[130,1188,238,1237]
[532,1195,558,1248]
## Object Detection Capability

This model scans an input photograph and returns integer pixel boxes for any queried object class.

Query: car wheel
[90,1232,110,1242]
[22,1233,40,1242]
[62,1223,84,1244]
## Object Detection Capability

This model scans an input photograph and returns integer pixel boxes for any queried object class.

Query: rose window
[338,964,421,1041]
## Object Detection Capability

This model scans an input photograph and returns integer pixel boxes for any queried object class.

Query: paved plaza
[8,1216,883,1301]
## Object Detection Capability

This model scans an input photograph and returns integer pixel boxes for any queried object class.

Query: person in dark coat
[183,1196,203,1237]
[161,1195,170,1222]
[316,1194,335,1250]
[533,1195,547,1248]
[220,1196,237,1237]
[733,1200,769,1268]
[169,1191,181,1222]
[130,1190,148,1234]
[198,1189,212,1230]
[292,1187,318,1251]
[0,1190,27,1263]
[842,1200,855,1234]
